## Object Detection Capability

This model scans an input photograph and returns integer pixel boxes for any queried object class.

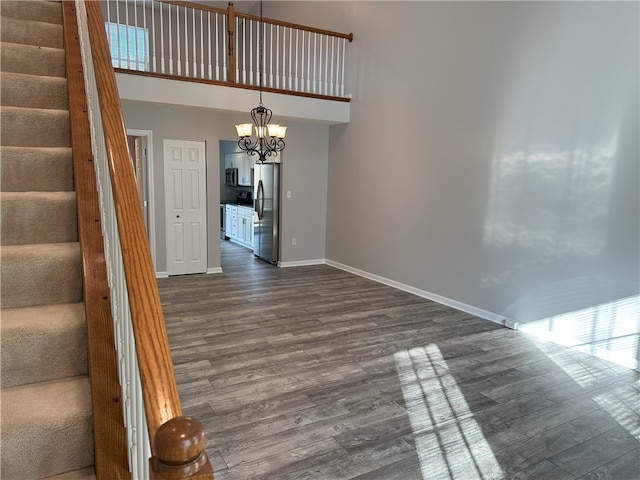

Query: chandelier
[235,0,286,162]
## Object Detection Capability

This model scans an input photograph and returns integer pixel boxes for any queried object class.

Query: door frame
[126,129,156,270]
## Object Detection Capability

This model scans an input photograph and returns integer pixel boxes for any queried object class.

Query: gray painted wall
[119,1,638,367]
[271,2,639,324]
[120,102,329,272]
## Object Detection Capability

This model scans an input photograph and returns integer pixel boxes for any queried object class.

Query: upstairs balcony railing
[102,0,353,99]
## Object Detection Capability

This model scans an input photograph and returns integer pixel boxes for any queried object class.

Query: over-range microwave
[225,167,238,186]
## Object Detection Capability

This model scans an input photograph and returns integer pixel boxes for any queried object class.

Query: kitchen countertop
[223,202,254,208]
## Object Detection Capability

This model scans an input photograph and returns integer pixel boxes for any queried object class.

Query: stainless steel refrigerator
[253,162,280,264]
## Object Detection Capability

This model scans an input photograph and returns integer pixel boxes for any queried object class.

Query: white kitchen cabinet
[237,206,253,247]
[225,204,238,240]
[225,204,253,248]
[238,156,254,186]
[225,153,254,186]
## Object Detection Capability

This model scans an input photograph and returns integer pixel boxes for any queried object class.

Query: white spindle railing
[75,2,152,478]
[101,0,351,97]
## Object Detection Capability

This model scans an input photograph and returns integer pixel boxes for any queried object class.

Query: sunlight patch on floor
[593,380,640,441]
[395,345,503,480]
[517,295,639,372]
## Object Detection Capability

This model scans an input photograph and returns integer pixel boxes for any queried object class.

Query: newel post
[227,2,236,83]
[150,416,214,479]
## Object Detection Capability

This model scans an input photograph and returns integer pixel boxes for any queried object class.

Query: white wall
[270,1,639,364]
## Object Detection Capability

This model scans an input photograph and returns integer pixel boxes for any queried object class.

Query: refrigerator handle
[256,180,264,220]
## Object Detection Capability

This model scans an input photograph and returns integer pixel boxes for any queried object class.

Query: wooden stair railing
[64,1,214,478]
[62,1,130,477]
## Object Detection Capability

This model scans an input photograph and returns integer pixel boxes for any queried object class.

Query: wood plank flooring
[157,240,640,480]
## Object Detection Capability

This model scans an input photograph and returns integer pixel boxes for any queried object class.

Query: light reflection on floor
[394,345,503,480]
[533,333,640,442]
[516,294,639,371]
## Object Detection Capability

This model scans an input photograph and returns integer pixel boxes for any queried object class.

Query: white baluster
[159,2,164,74]
[133,0,139,69]
[183,6,188,76]
[242,18,247,84]
[123,0,130,69]
[208,12,213,80]
[325,35,330,95]
[142,0,148,71]
[287,27,292,90]
[222,14,226,81]
[313,32,318,93]
[307,31,311,93]
[114,0,121,68]
[340,38,346,96]
[215,12,220,80]
[249,19,253,85]
[275,25,280,88]
[105,0,111,63]
[330,36,335,96]
[235,17,239,82]
[168,4,173,75]
[176,6,181,75]
[269,24,273,88]
[284,27,289,89]
[193,8,198,77]
[151,1,157,72]
[200,10,204,78]
[295,29,299,91]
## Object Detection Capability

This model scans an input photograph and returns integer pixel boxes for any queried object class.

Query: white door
[164,139,207,275]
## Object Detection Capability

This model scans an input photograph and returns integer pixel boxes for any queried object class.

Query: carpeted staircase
[1,1,95,478]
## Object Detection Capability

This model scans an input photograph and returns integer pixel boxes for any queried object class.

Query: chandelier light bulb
[235,123,253,137]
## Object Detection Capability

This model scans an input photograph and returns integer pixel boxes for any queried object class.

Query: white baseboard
[157,267,222,277]
[279,259,327,268]
[325,259,513,327]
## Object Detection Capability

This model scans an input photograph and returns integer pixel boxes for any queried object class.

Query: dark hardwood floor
[158,240,640,480]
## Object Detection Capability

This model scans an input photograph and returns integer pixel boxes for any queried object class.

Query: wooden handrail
[160,0,353,42]
[83,2,213,478]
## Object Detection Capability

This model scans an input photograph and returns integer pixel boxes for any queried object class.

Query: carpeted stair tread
[1,303,87,388]
[1,106,70,147]
[44,467,96,480]
[1,42,66,77]
[1,16,63,49]
[0,242,82,309]
[1,377,94,480]
[2,71,68,110]
[0,146,73,192]
[0,2,97,477]
[1,191,78,245]
[1,0,63,25]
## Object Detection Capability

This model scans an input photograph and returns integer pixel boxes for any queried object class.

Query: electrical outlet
[292,237,297,245]
[287,191,292,198]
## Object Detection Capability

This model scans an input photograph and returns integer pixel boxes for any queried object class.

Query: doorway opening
[219,140,257,270]
[126,129,156,269]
